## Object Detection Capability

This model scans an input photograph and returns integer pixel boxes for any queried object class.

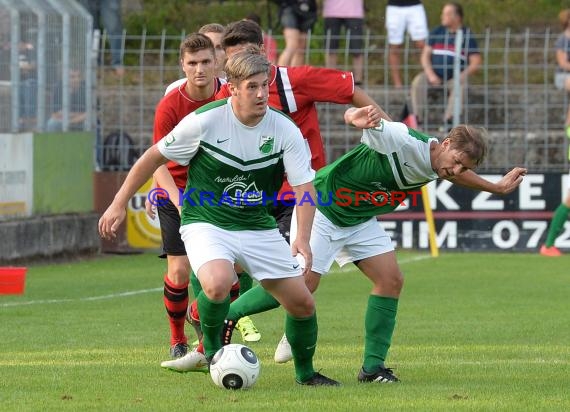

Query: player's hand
[98,203,126,240]
[346,105,382,129]
[494,167,528,195]
[291,239,313,277]
[145,197,156,219]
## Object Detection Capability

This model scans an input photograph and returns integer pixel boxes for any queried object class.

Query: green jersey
[315,119,438,227]
[157,98,314,230]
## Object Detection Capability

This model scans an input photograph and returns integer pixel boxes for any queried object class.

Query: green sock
[227,285,280,321]
[190,270,202,298]
[197,292,229,358]
[287,313,317,383]
[545,204,570,247]
[238,272,253,295]
[363,295,398,373]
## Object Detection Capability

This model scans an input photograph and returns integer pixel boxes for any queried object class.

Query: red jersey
[218,65,355,194]
[153,78,224,188]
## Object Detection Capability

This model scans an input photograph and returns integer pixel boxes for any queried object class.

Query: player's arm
[291,182,316,276]
[351,88,392,121]
[154,165,182,213]
[345,105,387,128]
[99,145,168,239]
[450,167,527,195]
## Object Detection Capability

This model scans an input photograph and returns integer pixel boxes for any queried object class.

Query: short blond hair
[447,125,488,166]
[225,49,270,84]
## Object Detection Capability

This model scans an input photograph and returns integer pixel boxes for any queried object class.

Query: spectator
[554,8,570,138]
[18,37,37,122]
[276,0,317,66]
[79,0,124,76]
[245,12,278,64]
[410,2,481,129]
[323,0,364,85]
[385,0,428,88]
[46,69,86,132]
[199,23,227,77]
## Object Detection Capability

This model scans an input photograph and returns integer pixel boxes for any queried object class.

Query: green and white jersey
[315,119,438,227]
[157,98,314,230]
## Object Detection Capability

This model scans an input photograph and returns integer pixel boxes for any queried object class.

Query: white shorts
[291,209,394,275]
[385,4,428,45]
[555,72,570,90]
[180,222,301,281]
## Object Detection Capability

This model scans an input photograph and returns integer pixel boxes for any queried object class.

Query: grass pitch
[1,251,569,411]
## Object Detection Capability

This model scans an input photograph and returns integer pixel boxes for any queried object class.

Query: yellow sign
[127,179,162,248]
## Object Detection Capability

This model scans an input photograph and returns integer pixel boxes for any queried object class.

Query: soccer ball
[210,344,260,389]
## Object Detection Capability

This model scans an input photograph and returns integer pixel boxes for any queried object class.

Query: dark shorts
[271,203,294,244]
[280,5,317,32]
[157,198,186,258]
[324,17,364,52]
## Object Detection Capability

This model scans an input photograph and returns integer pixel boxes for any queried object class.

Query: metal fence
[4,25,570,173]
[0,0,93,133]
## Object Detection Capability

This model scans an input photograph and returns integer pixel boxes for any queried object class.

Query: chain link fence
[2,21,569,173]
[0,0,93,134]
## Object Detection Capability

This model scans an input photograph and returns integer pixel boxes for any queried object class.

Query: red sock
[190,299,200,322]
[163,274,189,346]
[196,340,204,354]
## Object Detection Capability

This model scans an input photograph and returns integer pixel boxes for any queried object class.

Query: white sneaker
[274,333,293,363]
[160,349,209,373]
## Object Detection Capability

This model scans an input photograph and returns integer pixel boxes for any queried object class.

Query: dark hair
[446,2,464,20]
[222,20,264,50]
[245,13,261,26]
[179,32,214,60]
[447,125,488,166]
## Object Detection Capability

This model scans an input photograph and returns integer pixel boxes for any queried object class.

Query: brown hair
[447,125,488,166]
[560,9,570,30]
[222,19,264,50]
[199,23,225,35]
[179,32,214,60]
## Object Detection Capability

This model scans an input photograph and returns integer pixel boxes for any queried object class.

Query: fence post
[452,29,463,127]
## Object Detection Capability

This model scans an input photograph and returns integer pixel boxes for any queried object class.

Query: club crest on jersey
[164,134,176,147]
[259,136,274,154]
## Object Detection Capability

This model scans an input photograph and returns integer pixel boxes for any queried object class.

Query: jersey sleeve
[153,97,177,144]
[361,119,411,154]
[282,125,315,187]
[156,112,201,166]
[292,66,354,104]
[216,83,231,99]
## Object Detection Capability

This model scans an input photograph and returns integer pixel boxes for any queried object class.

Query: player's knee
[287,294,315,318]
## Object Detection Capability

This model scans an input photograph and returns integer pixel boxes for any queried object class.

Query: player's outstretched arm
[291,182,316,276]
[99,145,168,240]
[450,167,528,195]
[344,105,385,129]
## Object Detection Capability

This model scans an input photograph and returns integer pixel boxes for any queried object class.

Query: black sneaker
[221,319,236,346]
[170,342,189,359]
[357,366,399,383]
[297,372,341,386]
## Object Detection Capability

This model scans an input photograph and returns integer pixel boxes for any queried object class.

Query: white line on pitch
[2,255,432,308]
[0,287,162,308]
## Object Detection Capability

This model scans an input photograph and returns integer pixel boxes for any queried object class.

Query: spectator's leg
[291,32,307,67]
[410,72,428,123]
[100,0,124,73]
[278,28,301,66]
[445,78,466,124]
